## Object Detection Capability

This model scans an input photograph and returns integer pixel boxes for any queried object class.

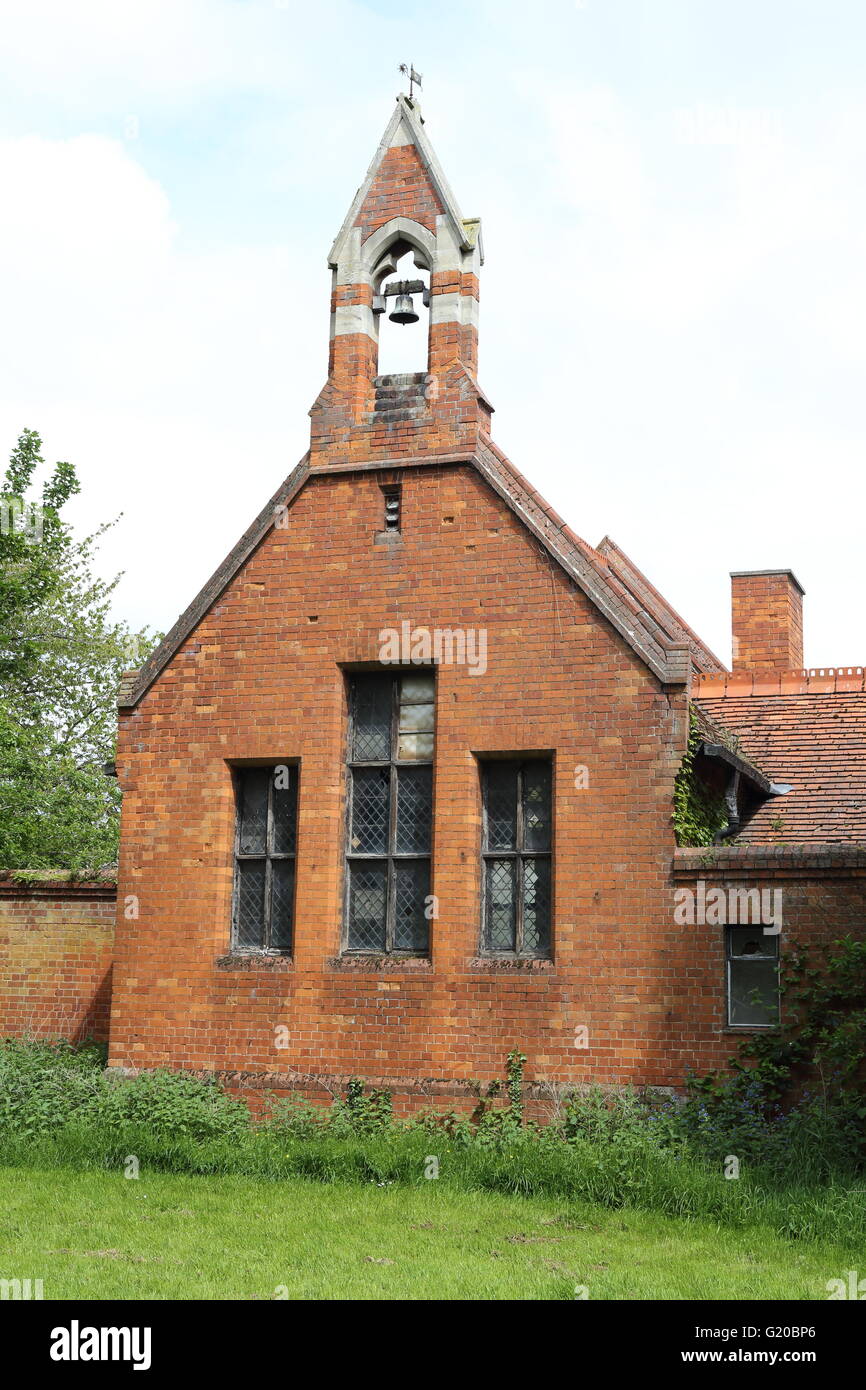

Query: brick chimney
[730,569,805,670]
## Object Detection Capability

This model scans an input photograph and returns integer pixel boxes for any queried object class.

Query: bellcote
[309,95,492,467]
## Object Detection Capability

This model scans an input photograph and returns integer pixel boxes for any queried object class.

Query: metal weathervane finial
[399,64,423,101]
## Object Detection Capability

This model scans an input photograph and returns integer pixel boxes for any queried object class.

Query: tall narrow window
[345,672,434,954]
[232,764,298,953]
[726,927,779,1027]
[481,760,552,957]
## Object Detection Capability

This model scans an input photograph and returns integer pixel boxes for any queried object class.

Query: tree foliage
[0,429,158,874]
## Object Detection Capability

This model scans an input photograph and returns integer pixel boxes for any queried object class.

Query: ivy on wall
[672,707,729,847]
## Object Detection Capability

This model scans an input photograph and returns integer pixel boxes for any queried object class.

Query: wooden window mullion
[264,773,274,950]
[515,764,525,954]
[386,680,399,952]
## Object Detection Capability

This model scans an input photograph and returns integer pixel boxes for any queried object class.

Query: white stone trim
[328,96,472,268]
[333,303,377,339]
[429,292,480,329]
[361,217,435,276]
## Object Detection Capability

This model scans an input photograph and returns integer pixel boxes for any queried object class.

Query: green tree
[0,429,158,874]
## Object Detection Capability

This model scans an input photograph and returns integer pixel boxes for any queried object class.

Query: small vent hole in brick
[308,615,318,623]
[382,487,401,532]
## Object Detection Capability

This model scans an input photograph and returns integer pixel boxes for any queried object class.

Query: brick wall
[109,460,698,1100]
[0,878,116,1043]
[672,845,866,1073]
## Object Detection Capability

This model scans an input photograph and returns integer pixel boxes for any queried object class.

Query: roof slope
[696,690,866,842]
[596,537,725,676]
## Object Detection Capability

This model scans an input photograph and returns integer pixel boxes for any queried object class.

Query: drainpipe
[714,767,741,843]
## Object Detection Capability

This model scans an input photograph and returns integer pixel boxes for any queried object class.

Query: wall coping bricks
[673,844,866,877]
[695,668,866,697]
[0,875,117,901]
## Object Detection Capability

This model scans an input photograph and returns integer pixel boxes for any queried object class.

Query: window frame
[479,757,553,959]
[342,672,434,956]
[724,924,780,1029]
[231,763,298,955]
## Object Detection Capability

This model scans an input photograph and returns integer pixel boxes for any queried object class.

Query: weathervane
[399,63,423,101]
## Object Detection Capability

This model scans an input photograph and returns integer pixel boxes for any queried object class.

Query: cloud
[0,133,323,632]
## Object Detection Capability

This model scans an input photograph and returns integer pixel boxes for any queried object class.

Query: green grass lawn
[0,1166,855,1300]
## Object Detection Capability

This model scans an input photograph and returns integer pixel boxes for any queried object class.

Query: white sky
[1,0,864,667]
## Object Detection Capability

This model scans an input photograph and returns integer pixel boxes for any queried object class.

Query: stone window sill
[215,953,294,971]
[467,956,555,973]
[326,954,432,972]
[721,1024,779,1034]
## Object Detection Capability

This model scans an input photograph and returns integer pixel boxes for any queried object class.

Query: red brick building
[7,97,863,1109]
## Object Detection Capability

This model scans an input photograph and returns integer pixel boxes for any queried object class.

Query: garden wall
[0,877,116,1043]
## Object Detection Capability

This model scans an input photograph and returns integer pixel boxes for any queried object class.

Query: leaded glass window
[346,673,434,953]
[481,760,552,956]
[232,764,298,953]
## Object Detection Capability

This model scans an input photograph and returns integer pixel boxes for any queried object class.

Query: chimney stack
[730,569,805,671]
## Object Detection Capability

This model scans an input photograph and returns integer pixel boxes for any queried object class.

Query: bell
[388,293,419,325]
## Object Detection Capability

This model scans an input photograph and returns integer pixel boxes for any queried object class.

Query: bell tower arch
[310,95,491,467]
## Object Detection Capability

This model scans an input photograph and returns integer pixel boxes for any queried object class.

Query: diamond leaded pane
[396,766,432,854]
[270,860,294,952]
[272,766,297,854]
[394,860,430,951]
[353,677,392,762]
[485,763,517,850]
[348,862,387,951]
[522,857,551,953]
[235,860,266,949]
[238,768,269,854]
[523,762,552,852]
[485,858,516,951]
[350,767,390,854]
